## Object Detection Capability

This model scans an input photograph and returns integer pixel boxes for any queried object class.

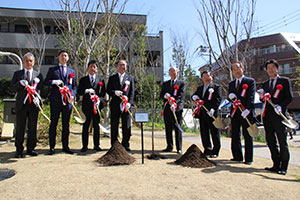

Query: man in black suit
[260,59,293,175]
[160,66,185,154]
[11,52,43,158]
[106,60,134,151]
[77,60,105,152]
[191,71,221,158]
[228,61,256,165]
[44,50,77,155]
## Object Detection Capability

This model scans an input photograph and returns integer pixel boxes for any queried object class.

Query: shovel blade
[282,119,298,129]
[74,116,85,124]
[213,116,225,129]
[247,124,258,138]
[99,123,110,134]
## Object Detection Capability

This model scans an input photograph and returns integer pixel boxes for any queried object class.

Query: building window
[15,25,30,33]
[279,63,290,74]
[44,26,51,34]
[44,56,55,65]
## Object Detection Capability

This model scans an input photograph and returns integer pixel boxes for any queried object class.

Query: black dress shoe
[244,161,252,165]
[177,150,182,154]
[162,148,172,152]
[48,149,55,155]
[63,149,74,154]
[93,146,103,151]
[278,170,287,175]
[210,154,218,158]
[27,150,38,156]
[125,147,131,152]
[81,147,88,152]
[15,152,25,158]
[264,167,279,172]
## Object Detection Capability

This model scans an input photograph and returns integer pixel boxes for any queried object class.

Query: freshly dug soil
[96,140,135,166]
[174,144,216,168]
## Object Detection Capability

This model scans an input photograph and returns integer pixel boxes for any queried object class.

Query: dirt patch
[174,144,216,168]
[96,140,135,166]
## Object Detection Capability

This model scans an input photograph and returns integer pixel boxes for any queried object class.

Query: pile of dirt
[96,140,135,166]
[174,144,216,168]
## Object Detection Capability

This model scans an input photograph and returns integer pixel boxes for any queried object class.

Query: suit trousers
[231,114,253,162]
[199,116,220,155]
[15,103,39,153]
[49,102,72,150]
[163,108,183,151]
[82,111,100,148]
[110,107,131,148]
[263,114,289,171]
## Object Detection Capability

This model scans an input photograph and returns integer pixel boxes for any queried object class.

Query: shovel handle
[229,98,252,127]
[201,105,217,120]
[266,99,289,121]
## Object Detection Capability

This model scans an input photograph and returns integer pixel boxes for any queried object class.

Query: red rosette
[99,81,103,87]
[174,85,179,90]
[242,84,248,90]
[277,84,283,90]
[69,72,74,78]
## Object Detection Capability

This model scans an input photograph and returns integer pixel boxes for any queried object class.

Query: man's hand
[34,78,40,83]
[33,97,40,106]
[207,108,215,117]
[228,93,237,100]
[164,93,171,99]
[85,88,95,94]
[274,105,282,115]
[115,90,123,96]
[192,95,200,101]
[126,103,131,110]
[170,104,177,112]
[20,80,28,86]
[241,109,250,118]
[52,80,63,85]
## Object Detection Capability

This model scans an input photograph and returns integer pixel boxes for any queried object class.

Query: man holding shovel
[228,61,256,165]
[77,60,106,152]
[191,71,221,158]
[259,59,293,175]
[160,66,185,154]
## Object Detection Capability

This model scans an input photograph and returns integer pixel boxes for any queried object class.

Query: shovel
[56,84,86,124]
[171,109,184,134]
[230,98,258,137]
[267,99,298,129]
[201,105,225,129]
[96,106,110,134]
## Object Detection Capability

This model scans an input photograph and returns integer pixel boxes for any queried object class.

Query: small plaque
[135,112,149,123]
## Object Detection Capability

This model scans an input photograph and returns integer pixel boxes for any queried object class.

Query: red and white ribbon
[193,99,204,116]
[90,94,100,114]
[240,84,248,97]
[69,72,74,85]
[231,99,246,117]
[261,93,271,118]
[208,88,214,100]
[123,80,130,92]
[122,95,129,112]
[161,96,177,116]
[173,85,179,96]
[273,84,283,98]
[59,86,73,106]
[98,81,103,93]
[24,79,40,104]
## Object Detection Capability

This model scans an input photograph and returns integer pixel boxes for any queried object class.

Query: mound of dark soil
[96,140,135,166]
[174,144,216,168]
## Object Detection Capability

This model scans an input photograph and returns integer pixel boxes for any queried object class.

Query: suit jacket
[11,69,44,112]
[44,65,77,103]
[262,76,292,115]
[77,75,106,113]
[229,76,256,118]
[160,79,185,111]
[192,82,221,119]
[106,73,135,110]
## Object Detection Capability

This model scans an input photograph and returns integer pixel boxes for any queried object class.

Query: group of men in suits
[11,50,135,157]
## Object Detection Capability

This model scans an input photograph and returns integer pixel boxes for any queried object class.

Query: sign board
[135,112,149,123]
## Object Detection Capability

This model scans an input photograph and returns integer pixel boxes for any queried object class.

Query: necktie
[236,80,240,90]
[91,76,95,86]
[63,66,66,77]
[270,79,274,92]
[202,85,207,98]
[120,74,123,85]
[171,80,174,88]
[27,70,31,83]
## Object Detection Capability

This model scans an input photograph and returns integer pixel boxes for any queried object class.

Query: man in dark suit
[106,60,134,151]
[228,61,256,165]
[160,66,185,154]
[77,60,105,152]
[191,71,221,158]
[44,50,77,155]
[260,59,293,175]
[11,52,43,158]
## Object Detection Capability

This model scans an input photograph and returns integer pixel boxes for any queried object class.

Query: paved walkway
[133,129,300,167]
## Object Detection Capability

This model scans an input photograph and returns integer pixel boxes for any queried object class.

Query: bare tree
[196,0,256,83]
[27,18,50,71]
